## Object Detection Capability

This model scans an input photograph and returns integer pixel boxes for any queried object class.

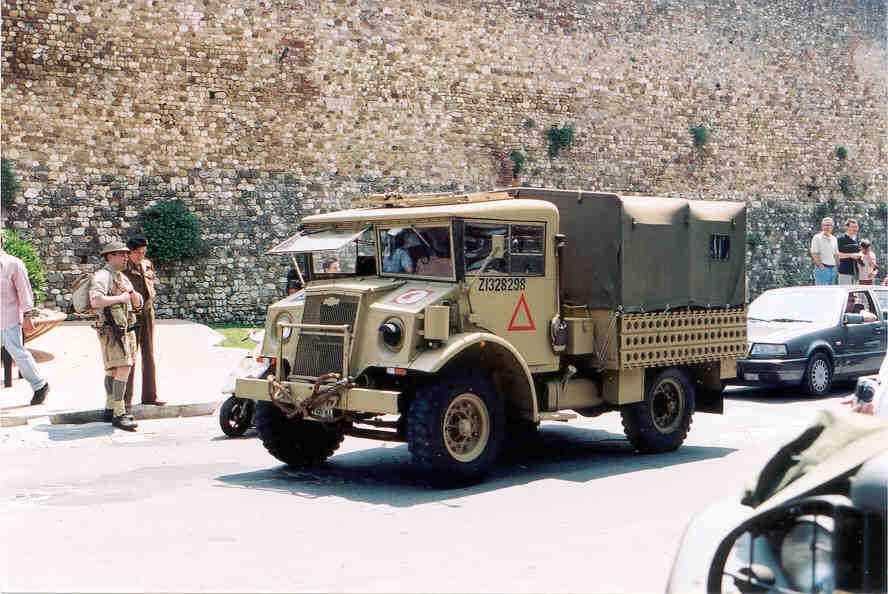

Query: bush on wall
[1,230,48,303]
[140,199,206,263]
[690,125,709,149]
[1,157,21,205]
[546,123,575,158]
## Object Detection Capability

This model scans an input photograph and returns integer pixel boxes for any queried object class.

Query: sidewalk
[0,320,249,427]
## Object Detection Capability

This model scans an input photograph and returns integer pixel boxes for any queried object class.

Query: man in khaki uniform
[89,242,143,431]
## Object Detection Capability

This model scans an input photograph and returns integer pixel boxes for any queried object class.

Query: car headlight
[379,317,405,351]
[780,517,835,593]
[750,343,787,357]
[274,312,294,342]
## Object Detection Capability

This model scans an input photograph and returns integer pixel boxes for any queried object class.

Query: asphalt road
[0,383,857,593]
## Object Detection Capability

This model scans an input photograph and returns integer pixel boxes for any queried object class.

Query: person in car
[382,229,414,273]
[845,294,878,322]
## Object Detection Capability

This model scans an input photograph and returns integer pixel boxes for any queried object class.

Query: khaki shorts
[97,328,137,370]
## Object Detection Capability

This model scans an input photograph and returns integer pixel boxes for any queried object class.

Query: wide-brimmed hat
[100,241,130,256]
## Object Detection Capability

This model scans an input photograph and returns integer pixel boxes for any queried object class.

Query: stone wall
[2,0,886,322]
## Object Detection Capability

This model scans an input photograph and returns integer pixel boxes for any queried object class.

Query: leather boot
[30,383,50,405]
[112,414,138,431]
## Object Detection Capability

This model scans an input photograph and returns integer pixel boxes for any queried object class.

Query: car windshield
[748,290,841,324]
[310,229,376,276]
[377,225,454,279]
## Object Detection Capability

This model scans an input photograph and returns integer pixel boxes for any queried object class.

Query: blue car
[736,286,888,396]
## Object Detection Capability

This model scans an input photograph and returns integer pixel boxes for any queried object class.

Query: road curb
[1,401,220,427]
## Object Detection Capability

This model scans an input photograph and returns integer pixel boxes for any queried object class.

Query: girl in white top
[857,239,878,284]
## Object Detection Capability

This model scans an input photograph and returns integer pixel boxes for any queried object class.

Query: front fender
[408,332,526,373]
[804,338,836,362]
[409,332,538,421]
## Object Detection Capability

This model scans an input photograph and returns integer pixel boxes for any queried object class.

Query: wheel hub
[651,378,683,432]
[442,392,491,462]
[811,360,829,391]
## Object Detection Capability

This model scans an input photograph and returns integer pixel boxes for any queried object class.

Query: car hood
[747,320,833,344]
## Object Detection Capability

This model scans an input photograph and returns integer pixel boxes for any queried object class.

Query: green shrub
[1,230,47,303]
[523,118,535,129]
[835,145,848,161]
[508,151,527,176]
[140,200,206,262]
[546,123,575,158]
[746,233,763,251]
[2,157,21,206]
[690,125,709,149]
[839,176,854,198]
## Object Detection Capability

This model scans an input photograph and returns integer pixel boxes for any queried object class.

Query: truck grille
[301,293,359,325]
[292,294,359,378]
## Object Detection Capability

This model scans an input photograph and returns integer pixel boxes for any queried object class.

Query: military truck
[236,188,747,485]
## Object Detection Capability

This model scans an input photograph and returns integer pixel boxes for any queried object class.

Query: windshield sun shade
[266,227,369,254]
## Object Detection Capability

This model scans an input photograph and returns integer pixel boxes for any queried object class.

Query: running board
[538,412,577,422]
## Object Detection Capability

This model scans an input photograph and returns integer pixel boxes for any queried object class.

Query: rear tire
[254,401,344,467]
[219,396,255,437]
[408,370,504,487]
[621,367,695,453]
[802,352,833,396]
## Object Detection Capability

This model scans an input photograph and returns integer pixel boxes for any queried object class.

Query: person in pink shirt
[0,235,50,405]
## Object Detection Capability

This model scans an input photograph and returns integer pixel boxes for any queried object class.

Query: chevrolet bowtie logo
[323,297,341,307]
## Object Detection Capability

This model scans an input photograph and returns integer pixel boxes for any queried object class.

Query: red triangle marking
[508,293,536,331]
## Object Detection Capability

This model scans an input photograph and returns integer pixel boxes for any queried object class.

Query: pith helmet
[100,241,130,256]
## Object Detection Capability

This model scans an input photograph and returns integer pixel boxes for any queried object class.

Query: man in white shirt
[810,217,838,285]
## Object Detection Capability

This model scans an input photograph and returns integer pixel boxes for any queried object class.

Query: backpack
[71,271,96,313]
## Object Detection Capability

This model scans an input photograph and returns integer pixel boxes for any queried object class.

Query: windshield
[310,229,376,276]
[377,225,454,279]
[748,290,841,324]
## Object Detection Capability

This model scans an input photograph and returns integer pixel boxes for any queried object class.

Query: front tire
[407,370,504,487]
[621,367,695,453]
[254,401,344,467]
[802,352,833,396]
[219,396,255,437]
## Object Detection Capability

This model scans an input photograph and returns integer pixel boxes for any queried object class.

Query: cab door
[462,219,559,372]
[843,290,885,374]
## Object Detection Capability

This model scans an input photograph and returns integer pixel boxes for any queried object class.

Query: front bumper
[735,357,807,387]
[235,377,400,415]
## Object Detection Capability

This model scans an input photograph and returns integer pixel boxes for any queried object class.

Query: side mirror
[844,313,864,325]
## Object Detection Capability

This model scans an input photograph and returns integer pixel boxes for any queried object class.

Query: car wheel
[621,367,695,453]
[407,369,504,487]
[802,352,833,396]
[255,401,345,467]
[219,396,255,437]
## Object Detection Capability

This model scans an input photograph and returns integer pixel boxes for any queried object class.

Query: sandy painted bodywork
[238,188,746,427]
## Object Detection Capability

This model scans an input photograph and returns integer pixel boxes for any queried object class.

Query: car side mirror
[844,313,864,325]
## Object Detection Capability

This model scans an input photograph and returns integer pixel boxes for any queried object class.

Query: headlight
[750,343,787,357]
[379,318,404,351]
[780,517,835,592]
[274,312,294,342]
